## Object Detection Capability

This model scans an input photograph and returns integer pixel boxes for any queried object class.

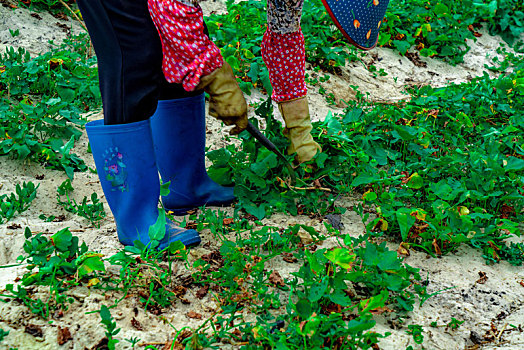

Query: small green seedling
[406,324,424,345]
[447,318,465,330]
[56,179,106,227]
[99,305,120,350]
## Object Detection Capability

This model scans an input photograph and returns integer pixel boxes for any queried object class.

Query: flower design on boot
[103,147,128,192]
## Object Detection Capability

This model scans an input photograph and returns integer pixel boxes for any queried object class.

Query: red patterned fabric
[148,0,223,91]
[261,28,307,102]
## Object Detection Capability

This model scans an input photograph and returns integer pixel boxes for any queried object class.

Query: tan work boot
[279,97,322,163]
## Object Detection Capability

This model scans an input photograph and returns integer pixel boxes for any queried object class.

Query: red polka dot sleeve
[148,0,223,91]
[261,28,307,102]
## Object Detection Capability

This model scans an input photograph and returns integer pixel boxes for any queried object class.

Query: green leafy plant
[104,211,190,312]
[99,305,120,350]
[0,328,8,343]
[406,324,424,345]
[9,29,19,38]
[207,49,524,265]
[380,0,524,63]
[56,179,106,227]
[0,227,105,319]
[447,317,465,330]
[0,34,99,178]
[124,336,141,348]
[0,181,38,223]
[474,0,524,46]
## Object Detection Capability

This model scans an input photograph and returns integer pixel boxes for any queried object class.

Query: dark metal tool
[246,121,297,185]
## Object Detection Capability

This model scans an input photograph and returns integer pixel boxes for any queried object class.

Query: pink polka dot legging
[148,0,306,102]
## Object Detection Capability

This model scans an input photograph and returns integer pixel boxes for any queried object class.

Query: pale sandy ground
[1,2,524,350]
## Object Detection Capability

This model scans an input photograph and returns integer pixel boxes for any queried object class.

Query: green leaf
[0,328,9,342]
[329,289,352,307]
[363,191,377,202]
[505,157,524,172]
[167,240,186,255]
[247,62,259,82]
[51,228,73,252]
[323,111,351,142]
[359,289,389,313]
[368,146,388,165]
[242,48,255,59]
[303,315,321,337]
[434,3,449,15]
[406,173,423,189]
[160,181,171,197]
[396,211,416,241]
[251,153,277,176]
[346,319,376,333]
[57,85,75,103]
[208,167,232,186]
[393,40,411,54]
[324,248,355,269]
[77,256,106,278]
[295,298,312,319]
[100,304,112,324]
[342,108,364,123]
[14,144,31,159]
[261,70,273,96]
[24,227,32,239]
[245,204,266,220]
[315,152,328,168]
[207,148,231,167]
[225,55,239,71]
[362,242,380,266]
[305,249,324,275]
[148,209,166,242]
[430,181,455,200]
[377,250,402,271]
[308,276,328,302]
[378,32,391,46]
[393,125,418,141]
[351,173,379,187]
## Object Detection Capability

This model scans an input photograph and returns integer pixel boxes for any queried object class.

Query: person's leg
[261,0,321,163]
[147,0,247,133]
[77,0,167,125]
[150,93,235,215]
[147,1,239,214]
[77,0,200,247]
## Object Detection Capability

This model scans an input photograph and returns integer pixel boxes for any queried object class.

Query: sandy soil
[1,2,523,350]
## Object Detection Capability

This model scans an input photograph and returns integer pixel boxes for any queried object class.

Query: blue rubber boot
[150,94,235,215]
[86,119,201,248]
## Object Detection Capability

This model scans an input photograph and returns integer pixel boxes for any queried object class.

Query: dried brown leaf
[25,324,43,338]
[131,317,144,331]
[196,285,209,299]
[297,228,314,245]
[57,326,72,345]
[186,311,202,319]
[397,242,410,256]
[282,252,298,263]
[369,306,394,315]
[269,270,285,287]
[432,238,442,256]
[173,285,187,298]
[476,271,488,284]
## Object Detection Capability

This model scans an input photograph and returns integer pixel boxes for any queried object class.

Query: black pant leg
[77,0,196,124]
